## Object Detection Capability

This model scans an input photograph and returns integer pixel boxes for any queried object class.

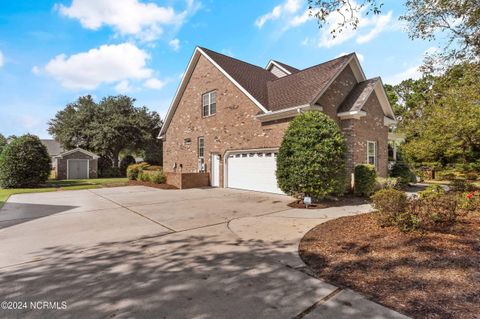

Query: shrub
[465,172,478,181]
[450,178,477,192]
[371,189,408,226]
[374,177,400,191]
[126,162,150,180]
[436,171,456,181]
[144,165,163,171]
[100,167,122,178]
[0,134,51,188]
[354,164,377,196]
[98,156,113,178]
[276,111,347,199]
[418,184,445,199]
[120,155,136,177]
[390,161,416,186]
[148,170,166,184]
[409,194,459,230]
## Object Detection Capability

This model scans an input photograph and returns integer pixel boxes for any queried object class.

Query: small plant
[126,162,150,180]
[409,194,459,230]
[371,189,408,226]
[148,170,166,184]
[374,177,400,191]
[450,178,477,192]
[460,190,480,211]
[418,184,445,199]
[390,161,417,187]
[137,171,151,182]
[354,164,377,196]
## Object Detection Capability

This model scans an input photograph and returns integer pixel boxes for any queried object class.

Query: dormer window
[202,91,216,117]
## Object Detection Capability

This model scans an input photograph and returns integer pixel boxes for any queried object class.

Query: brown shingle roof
[338,77,379,113]
[267,54,353,111]
[201,48,354,112]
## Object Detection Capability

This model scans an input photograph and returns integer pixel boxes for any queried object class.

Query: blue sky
[0,0,439,138]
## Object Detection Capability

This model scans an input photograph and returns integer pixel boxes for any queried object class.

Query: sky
[0,0,440,138]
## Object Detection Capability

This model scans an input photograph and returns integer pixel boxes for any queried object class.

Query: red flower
[466,193,474,200]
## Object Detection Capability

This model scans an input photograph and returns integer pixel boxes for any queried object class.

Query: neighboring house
[54,148,99,180]
[159,47,396,194]
[40,139,64,168]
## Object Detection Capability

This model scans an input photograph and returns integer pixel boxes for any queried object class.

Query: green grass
[0,178,129,209]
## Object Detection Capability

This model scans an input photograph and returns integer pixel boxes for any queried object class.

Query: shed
[54,148,99,179]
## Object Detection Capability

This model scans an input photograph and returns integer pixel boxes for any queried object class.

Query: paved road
[0,186,409,319]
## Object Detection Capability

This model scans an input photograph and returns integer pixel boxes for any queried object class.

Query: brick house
[159,47,396,194]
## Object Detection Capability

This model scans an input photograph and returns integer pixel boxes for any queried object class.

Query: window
[202,91,217,117]
[197,137,205,172]
[197,137,205,158]
[367,141,376,167]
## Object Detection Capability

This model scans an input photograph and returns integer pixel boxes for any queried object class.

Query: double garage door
[226,151,283,194]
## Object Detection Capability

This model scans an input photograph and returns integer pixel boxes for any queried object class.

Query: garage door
[226,151,283,194]
[68,159,89,179]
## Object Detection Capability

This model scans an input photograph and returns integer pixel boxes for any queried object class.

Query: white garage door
[226,151,283,194]
[68,159,89,179]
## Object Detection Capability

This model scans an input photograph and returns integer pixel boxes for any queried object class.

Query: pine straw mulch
[299,211,480,319]
[128,180,178,189]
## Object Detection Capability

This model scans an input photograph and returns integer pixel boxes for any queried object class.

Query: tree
[396,63,480,164]
[0,133,7,154]
[307,0,480,63]
[0,134,51,188]
[276,111,347,198]
[48,95,162,167]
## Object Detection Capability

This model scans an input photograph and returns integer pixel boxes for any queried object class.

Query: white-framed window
[198,136,205,172]
[202,91,216,117]
[367,141,377,167]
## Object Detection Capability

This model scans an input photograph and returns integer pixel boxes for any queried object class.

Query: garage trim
[66,159,90,179]
[223,147,279,188]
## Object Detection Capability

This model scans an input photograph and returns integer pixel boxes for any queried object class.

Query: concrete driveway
[0,186,408,319]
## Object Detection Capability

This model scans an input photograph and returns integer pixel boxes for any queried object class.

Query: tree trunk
[112,151,120,168]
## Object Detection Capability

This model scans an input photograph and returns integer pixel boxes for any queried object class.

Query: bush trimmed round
[276,111,347,198]
[354,164,377,196]
[0,134,51,188]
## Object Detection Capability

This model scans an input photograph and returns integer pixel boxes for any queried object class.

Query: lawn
[0,178,128,208]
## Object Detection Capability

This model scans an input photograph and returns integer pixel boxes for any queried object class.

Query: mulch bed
[288,194,370,209]
[128,180,178,189]
[299,212,480,319]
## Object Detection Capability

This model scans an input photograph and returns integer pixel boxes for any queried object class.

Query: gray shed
[54,148,99,180]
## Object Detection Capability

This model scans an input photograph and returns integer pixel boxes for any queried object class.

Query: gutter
[256,104,323,122]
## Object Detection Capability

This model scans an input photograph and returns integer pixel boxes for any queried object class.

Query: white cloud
[356,11,392,44]
[384,65,422,85]
[144,78,165,90]
[255,0,302,28]
[56,0,199,42]
[115,80,132,93]
[44,43,153,89]
[169,38,180,51]
[337,52,364,63]
[0,50,4,67]
[31,66,41,74]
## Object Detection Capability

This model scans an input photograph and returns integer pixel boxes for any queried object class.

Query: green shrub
[98,156,113,178]
[390,161,416,186]
[100,167,122,178]
[0,134,51,188]
[460,190,480,212]
[148,170,166,184]
[120,155,136,177]
[450,178,477,192]
[137,171,151,182]
[418,184,445,199]
[144,165,163,171]
[371,189,408,226]
[276,111,347,198]
[465,172,478,181]
[354,164,377,196]
[436,171,456,181]
[126,162,150,180]
[374,177,400,191]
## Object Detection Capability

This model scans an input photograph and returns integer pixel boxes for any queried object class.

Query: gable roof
[159,47,390,137]
[54,147,99,159]
[41,139,64,157]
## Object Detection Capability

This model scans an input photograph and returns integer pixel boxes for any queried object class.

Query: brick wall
[164,56,389,187]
